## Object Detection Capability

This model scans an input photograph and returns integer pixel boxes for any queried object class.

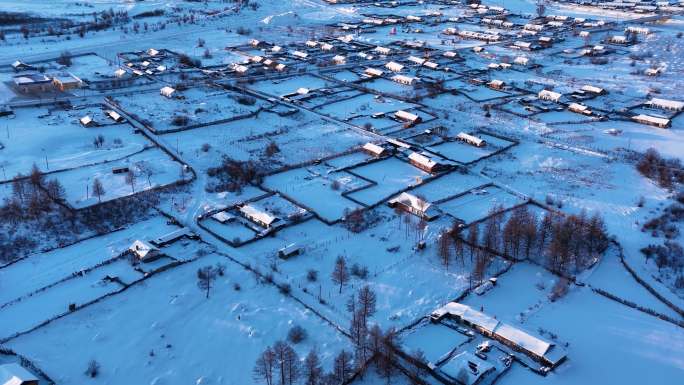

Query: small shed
[278,243,302,259]
[160,86,176,98]
[80,115,97,127]
[362,142,388,157]
[129,240,161,262]
[456,132,486,147]
[394,110,421,124]
[385,61,404,72]
[105,110,125,123]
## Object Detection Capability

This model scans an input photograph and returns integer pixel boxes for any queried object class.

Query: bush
[171,114,189,126]
[350,263,368,279]
[306,269,318,282]
[279,283,291,295]
[287,325,307,344]
[201,143,211,152]
[85,360,100,378]
[57,51,72,66]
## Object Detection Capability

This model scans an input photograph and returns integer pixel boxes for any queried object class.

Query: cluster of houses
[11,61,83,94]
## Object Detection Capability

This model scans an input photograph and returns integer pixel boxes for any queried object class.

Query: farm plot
[113,86,265,133]
[445,79,513,101]
[0,260,143,341]
[401,321,471,365]
[201,216,258,245]
[495,285,684,385]
[7,254,352,385]
[315,93,421,121]
[410,171,488,202]
[0,216,178,306]
[161,111,372,173]
[263,167,367,222]
[248,74,336,96]
[428,133,515,164]
[438,185,526,224]
[345,157,429,206]
[43,53,115,81]
[0,107,150,182]
[54,147,188,209]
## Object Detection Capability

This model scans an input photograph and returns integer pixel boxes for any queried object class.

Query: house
[151,227,197,247]
[581,85,605,95]
[538,36,553,47]
[79,115,97,127]
[472,46,484,53]
[632,114,671,128]
[129,240,161,262]
[271,45,283,53]
[408,56,426,65]
[538,90,562,103]
[362,142,388,157]
[105,110,124,123]
[394,110,421,124]
[160,86,176,98]
[331,55,346,65]
[305,40,318,48]
[626,26,650,35]
[568,102,592,115]
[233,64,249,74]
[645,68,661,76]
[388,192,440,220]
[423,61,439,70]
[11,60,34,72]
[579,30,590,38]
[250,39,261,47]
[364,68,384,78]
[374,46,391,55]
[239,204,281,228]
[431,302,567,368]
[391,74,418,85]
[647,98,684,112]
[13,73,53,93]
[292,50,308,59]
[52,73,83,91]
[514,56,529,66]
[321,43,334,51]
[439,352,494,385]
[408,152,446,173]
[211,211,235,223]
[457,132,486,147]
[608,35,628,44]
[385,61,404,72]
[296,87,310,95]
[114,68,127,77]
[147,48,160,56]
[275,63,287,72]
[278,243,301,259]
[0,363,39,385]
[514,41,533,50]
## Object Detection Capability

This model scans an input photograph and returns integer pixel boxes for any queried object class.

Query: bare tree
[274,341,300,385]
[254,346,276,385]
[332,350,353,384]
[125,169,136,193]
[438,229,452,270]
[197,265,217,299]
[303,348,323,385]
[331,256,350,294]
[92,178,105,203]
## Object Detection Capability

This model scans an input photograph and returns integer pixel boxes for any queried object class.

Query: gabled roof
[240,204,279,226]
[129,240,158,259]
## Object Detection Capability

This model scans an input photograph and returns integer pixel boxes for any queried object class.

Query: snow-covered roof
[364,68,384,77]
[632,114,670,127]
[648,98,684,111]
[106,110,123,122]
[147,48,160,56]
[385,61,404,72]
[389,192,432,212]
[362,142,387,156]
[440,352,494,385]
[408,56,426,65]
[211,211,234,223]
[495,323,552,357]
[581,85,604,94]
[129,240,159,260]
[408,152,439,170]
[391,74,418,85]
[80,116,94,126]
[240,204,279,226]
[538,90,562,102]
[374,46,391,55]
[160,86,176,97]
[457,132,486,146]
[395,110,420,122]
[0,363,38,385]
[152,227,193,246]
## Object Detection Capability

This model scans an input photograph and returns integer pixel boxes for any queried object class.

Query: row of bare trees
[438,205,609,280]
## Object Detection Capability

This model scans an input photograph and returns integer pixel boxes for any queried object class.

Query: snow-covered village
[0,0,683,384]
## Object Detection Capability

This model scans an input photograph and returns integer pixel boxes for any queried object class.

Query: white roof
[648,98,684,110]
[440,352,494,385]
[389,192,432,212]
[495,322,551,357]
[569,102,589,112]
[408,56,426,65]
[364,67,384,77]
[160,86,176,97]
[211,211,234,223]
[296,87,309,95]
[374,46,391,54]
[363,142,386,155]
[114,68,127,77]
[332,55,346,63]
[106,110,122,121]
[240,204,279,226]
[408,152,438,170]
[0,363,38,385]
[80,116,93,125]
[391,74,417,84]
[129,240,158,259]
[147,48,160,56]
[538,90,562,101]
[457,132,485,146]
[395,110,419,122]
[633,114,670,126]
[153,227,192,245]
[581,85,604,94]
[292,50,308,58]
[385,61,404,72]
